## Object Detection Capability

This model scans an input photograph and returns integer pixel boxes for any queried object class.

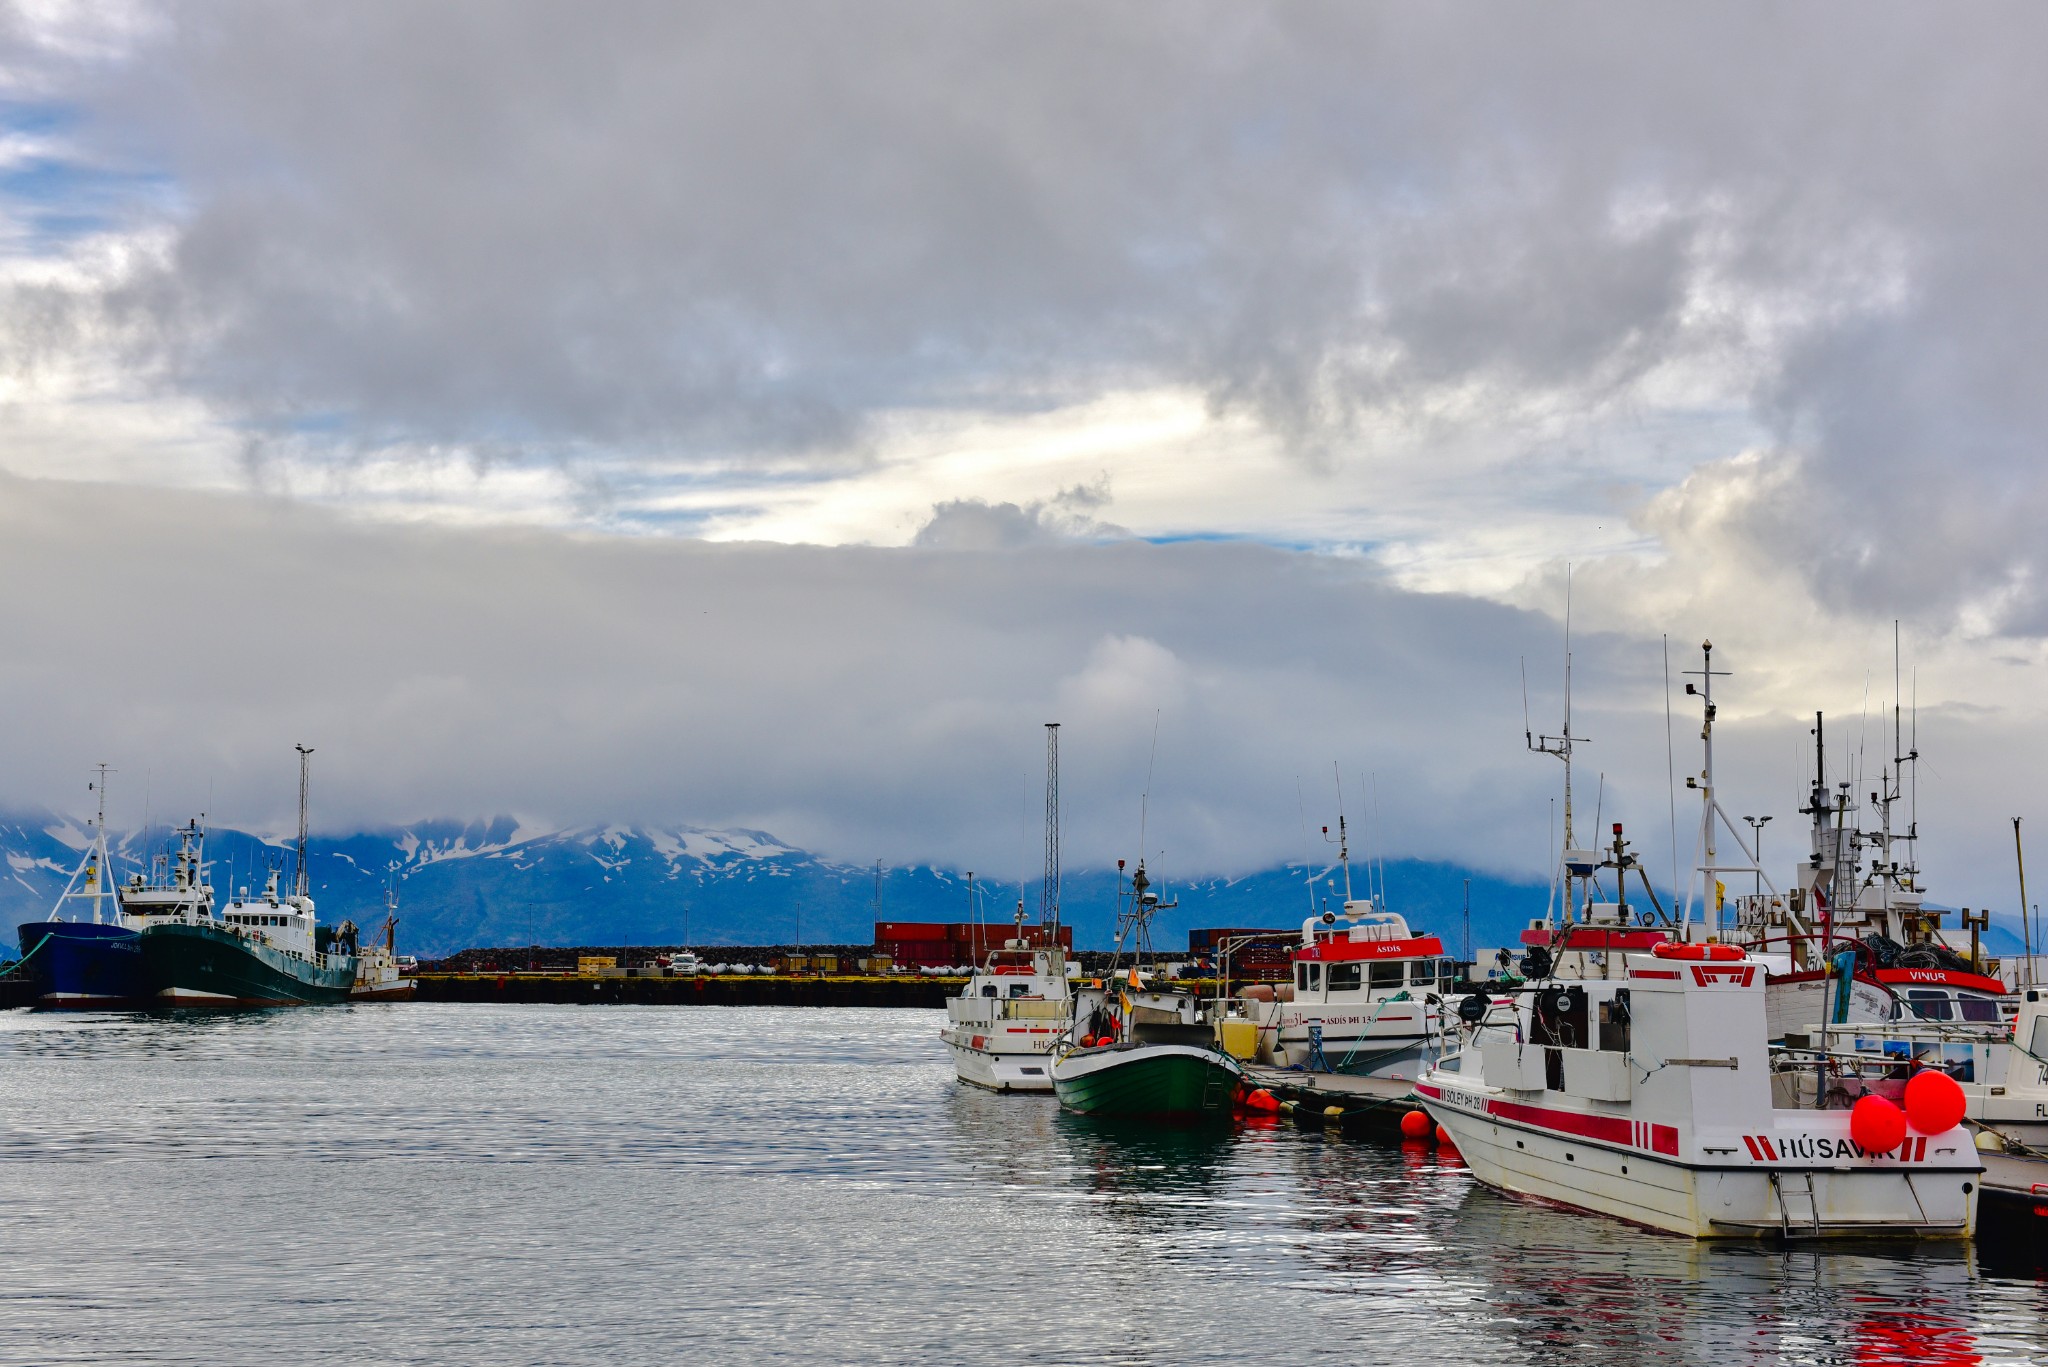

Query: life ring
[1650,942,1745,962]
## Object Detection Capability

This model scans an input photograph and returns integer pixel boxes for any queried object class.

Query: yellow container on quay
[1217,1019,1258,1061]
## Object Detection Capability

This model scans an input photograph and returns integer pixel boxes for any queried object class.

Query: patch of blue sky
[1142,530,1351,556]
[0,100,174,251]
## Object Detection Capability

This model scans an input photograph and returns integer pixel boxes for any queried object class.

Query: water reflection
[2,1004,2044,1367]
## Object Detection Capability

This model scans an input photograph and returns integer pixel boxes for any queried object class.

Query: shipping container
[874,922,948,942]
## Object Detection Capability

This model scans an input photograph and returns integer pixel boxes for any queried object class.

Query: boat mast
[1679,641,1775,937]
[1526,569,1589,920]
[293,743,314,901]
[1324,763,1355,905]
[1040,722,1060,934]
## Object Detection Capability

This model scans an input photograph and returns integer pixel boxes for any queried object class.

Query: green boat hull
[141,922,356,1006]
[1053,1045,1243,1121]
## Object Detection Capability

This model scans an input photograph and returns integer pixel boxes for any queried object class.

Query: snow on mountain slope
[0,808,1815,961]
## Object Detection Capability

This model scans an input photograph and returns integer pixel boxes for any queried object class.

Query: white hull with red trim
[1419,946,1980,1239]
[1239,904,1457,1076]
[941,942,1074,1094]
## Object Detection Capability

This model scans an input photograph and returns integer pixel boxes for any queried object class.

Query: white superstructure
[941,940,1075,1092]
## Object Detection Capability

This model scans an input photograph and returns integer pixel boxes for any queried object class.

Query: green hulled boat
[1052,1042,1243,1121]
[141,915,355,1006]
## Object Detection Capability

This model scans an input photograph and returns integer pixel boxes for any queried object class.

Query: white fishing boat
[1236,903,1455,1076]
[1418,942,1981,1239]
[941,723,1076,1092]
[942,931,1076,1093]
[350,882,415,1001]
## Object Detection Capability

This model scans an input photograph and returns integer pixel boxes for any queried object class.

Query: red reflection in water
[1852,1311,1980,1366]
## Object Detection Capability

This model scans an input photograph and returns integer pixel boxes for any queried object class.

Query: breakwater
[412,971,963,1007]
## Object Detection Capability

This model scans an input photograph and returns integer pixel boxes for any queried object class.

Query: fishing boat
[1055,987,1243,1120]
[139,747,356,1006]
[13,769,150,1009]
[1417,942,1981,1239]
[943,723,1077,1092]
[1229,810,1459,1075]
[350,882,415,1001]
[942,919,1075,1092]
[1236,902,1455,1074]
[1051,859,1244,1121]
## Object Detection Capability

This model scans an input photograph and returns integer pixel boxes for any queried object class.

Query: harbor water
[2,1004,2045,1366]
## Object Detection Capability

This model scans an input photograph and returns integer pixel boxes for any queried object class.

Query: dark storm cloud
[50,9,1990,440]
[0,470,1628,881]
[12,3,2048,631]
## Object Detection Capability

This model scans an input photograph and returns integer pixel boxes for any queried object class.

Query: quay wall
[411,972,965,1008]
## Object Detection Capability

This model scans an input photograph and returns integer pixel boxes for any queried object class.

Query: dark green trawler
[141,869,357,1005]
[139,746,357,1007]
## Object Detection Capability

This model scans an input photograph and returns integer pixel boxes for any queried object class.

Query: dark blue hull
[13,921,149,1008]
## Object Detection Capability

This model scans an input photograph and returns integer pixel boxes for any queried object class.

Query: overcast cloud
[3,3,2047,914]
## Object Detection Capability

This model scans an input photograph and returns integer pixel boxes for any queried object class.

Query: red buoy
[1904,1069,1968,1134]
[1399,1109,1431,1140]
[1244,1088,1280,1113]
[1850,1094,1908,1154]
[1435,1124,1457,1149]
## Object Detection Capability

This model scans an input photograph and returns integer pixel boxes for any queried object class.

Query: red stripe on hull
[1425,1084,1679,1156]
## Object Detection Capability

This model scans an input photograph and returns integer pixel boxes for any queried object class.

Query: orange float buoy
[1399,1109,1431,1140]
[1905,1069,1968,1134]
[1244,1088,1280,1113]
[1435,1124,1457,1149]
[1850,1094,1908,1154]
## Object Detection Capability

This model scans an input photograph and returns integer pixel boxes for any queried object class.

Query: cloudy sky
[3,3,2046,916]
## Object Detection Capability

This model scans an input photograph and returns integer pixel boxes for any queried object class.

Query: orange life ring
[1649,942,1744,962]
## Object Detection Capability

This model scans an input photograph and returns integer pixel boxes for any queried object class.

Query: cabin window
[981,984,997,998]
[1959,998,2000,1024]
[1306,963,1323,991]
[1369,962,1404,989]
[1409,962,1435,987]
[1008,983,1029,998]
[1905,990,1954,1021]
[1327,963,1362,992]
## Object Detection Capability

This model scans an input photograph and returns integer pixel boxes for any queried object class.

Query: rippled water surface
[2,1004,2045,1365]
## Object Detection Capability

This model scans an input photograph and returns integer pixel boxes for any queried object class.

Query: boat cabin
[1289,905,1451,1002]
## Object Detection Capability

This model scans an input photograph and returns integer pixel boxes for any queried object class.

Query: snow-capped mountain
[14,807,1935,961]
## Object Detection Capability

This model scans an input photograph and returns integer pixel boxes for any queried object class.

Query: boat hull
[1418,1083,1977,1240]
[13,921,149,1009]
[141,922,355,1006]
[943,1032,1057,1092]
[1053,1044,1243,1121]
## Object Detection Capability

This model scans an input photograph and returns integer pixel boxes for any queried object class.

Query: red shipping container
[876,922,948,942]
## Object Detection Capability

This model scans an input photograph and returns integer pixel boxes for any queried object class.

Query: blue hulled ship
[11,772,150,1008]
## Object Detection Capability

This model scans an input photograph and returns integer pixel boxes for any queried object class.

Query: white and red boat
[1418,942,1981,1239]
[941,935,1075,1093]
[1237,903,1457,1077]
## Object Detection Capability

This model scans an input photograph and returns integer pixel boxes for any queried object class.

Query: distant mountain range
[0,811,2027,960]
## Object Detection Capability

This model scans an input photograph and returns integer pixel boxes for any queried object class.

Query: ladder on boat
[1771,1171,1822,1238]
